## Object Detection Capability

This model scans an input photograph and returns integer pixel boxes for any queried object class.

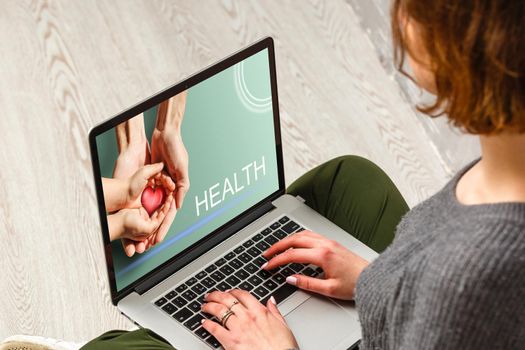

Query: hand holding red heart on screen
[141,186,166,216]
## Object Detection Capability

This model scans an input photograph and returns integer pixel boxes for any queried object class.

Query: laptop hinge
[134,200,276,295]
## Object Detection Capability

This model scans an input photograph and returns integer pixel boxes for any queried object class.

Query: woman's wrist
[108,211,125,241]
[115,114,148,151]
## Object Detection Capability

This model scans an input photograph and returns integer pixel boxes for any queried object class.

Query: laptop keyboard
[152,216,323,349]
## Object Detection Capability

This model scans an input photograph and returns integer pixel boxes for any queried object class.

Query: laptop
[88,37,378,350]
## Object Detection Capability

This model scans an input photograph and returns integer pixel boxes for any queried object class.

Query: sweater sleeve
[399,236,525,349]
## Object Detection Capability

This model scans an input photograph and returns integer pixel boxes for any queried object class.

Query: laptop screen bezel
[88,37,285,304]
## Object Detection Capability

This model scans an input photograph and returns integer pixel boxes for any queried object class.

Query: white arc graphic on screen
[234,61,272,113]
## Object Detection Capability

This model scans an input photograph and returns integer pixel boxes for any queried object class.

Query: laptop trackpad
[284,295,360,350]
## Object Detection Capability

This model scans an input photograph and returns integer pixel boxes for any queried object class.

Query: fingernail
[201,319,205,324]
[225,289,231,293]
[286,276,297,285]
[261,262,268,269]
[269,296,276,304]
[204,293,209,300]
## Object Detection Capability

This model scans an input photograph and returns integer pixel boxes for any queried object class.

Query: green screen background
[95,49,278,291]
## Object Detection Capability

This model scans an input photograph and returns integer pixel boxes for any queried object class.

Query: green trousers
[82,155,409,350]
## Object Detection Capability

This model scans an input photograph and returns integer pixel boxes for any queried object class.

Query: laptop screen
[94,48,279,291]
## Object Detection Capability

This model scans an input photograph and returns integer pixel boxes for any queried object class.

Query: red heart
[141,186,165,217]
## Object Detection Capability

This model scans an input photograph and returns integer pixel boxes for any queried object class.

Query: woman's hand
[108,197,173,256]
[262,230,369,300]
[201,290,298,350]
[126,163,175,208]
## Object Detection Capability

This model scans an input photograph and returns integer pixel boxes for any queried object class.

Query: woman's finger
[122,238,136,257]
[137,162,164,183]
[154,204,177,244]
[201,319,230,347]
[262,232,320,258]
[286,274,337,297]
[135,241,146,254]
[263,248,325,270]
[228,289,265,313]
[266,296,286,325]
[201,301,241,329]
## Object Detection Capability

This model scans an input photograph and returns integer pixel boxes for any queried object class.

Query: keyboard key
[272,273,286,284]
[270,221,281,230]
[225,275,241,286]
[295,227,305,233]
[238,253,252,263]
[242,239,254,248]
[154,297,168,307]
[264,235,278,245]
[184,313,204,331]
[272,283,297,304]
[244,263,258,274]
[219,265,234,276]
[256,241,270,251]
[233,246,245,254]
[205,265,217,273]
[253,286,270,299]
[278,216,290,224]
[253,256,267,267]
[302,267,316,277]
[229,258,243,269]
[261,227,272,236]
[282,221,300,234]
[173,307,193,323]
[195,270,207,280]
[201,277,216,288]
[238,281,254,291]
[247,275,263,286]
[195,326,210,339]
[247,247,261,257]
[224,252,236,260]
[188,300,201,313]
[186,277,198,286]
[281,267,294,277]
[175,284,187,293]
[234,269,249,280]
[216,281,231,291]
[210,271,225,282]
[252,233,264,242]
[206,335,221,348]
[165,290,177,300]
[192,283,206,295]
[290,263,305,273]
[215,258,227,267]
[263,279,278,291]
[257,269,272,279]
[172,296,187,308]
[182,290,198,302]
[274,229,287,239]
[315,267,324,274]
[161,303,177,315]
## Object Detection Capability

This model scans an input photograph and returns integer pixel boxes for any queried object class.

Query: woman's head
[391,0,525,134]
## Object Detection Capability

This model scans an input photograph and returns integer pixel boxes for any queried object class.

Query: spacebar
[261,284,297,305]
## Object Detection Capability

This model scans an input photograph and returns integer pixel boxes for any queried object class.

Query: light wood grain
[0,0,478,342]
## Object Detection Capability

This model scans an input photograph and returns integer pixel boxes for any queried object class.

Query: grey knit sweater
[355,161,525,349]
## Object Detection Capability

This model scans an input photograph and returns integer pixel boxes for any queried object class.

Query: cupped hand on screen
[150,127,189,244]
[119,197,174,257]
[262,230,369,300]
[113,138,151,179]
[201,290,298,350]
[126,163,175,209]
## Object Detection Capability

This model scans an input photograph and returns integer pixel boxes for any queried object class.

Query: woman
[83,0,525,348]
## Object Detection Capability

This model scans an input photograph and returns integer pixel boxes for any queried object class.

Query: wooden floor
[0,0,479,342]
